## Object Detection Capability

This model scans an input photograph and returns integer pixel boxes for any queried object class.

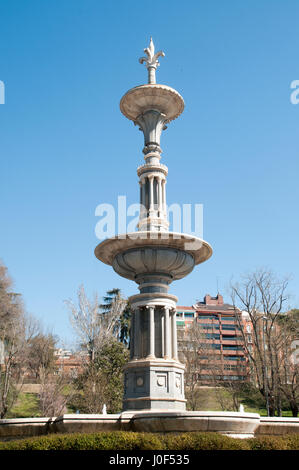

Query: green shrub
[284,434,299,449]
[249,435,289,451]
[165,433,250,450]
[0,432,165,451]
[249,434,299,451]
[0,432,299,451]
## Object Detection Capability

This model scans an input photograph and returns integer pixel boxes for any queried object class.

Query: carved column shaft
[149,176,154,213]
[158,177,162,215]
[164,306,171,359]
[171,309,178,360]
[133,308,140,359]
[148,306,155,358]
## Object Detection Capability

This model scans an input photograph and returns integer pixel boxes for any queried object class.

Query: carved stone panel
[175,373,182,393]
[156,372,168,391]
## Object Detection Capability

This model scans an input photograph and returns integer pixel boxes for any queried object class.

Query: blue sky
[0,0,298,347]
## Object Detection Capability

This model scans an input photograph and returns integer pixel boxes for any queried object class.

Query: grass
[7,393,41,418]
[186,387,296,417]
[244,406,294,417]
[4,387,296,419]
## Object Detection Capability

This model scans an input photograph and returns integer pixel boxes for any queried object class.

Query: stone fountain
[94,39,260,437]
[95,37,212,412]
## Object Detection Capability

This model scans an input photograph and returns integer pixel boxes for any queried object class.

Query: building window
[205,333,220,340]
[198,315,218,320]
[198,323,220,330]
[222,325,240,331]
[225,356,246,361]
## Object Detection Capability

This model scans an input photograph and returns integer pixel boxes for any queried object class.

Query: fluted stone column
[162,179,166,215]
[139,181,143,220]
[171,309,178,360]
[130,311,134,359]
[149,176,154,216]
[142,179,146,217]
[164,306,171,359]
[161,311,165,358]
[133,308,140,360]
[148,306,155,359]
[157,177,162,216]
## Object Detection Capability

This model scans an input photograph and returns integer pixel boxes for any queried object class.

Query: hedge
[0,432,298,450]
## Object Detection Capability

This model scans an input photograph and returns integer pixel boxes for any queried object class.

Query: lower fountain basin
[3,412,299,439]
[129,410,261,438]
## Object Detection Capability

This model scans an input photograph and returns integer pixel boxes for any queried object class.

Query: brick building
[177,294,253,383]
[54,349,87,378]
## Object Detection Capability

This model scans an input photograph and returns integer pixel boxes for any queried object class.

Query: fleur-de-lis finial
[139,37,165,84]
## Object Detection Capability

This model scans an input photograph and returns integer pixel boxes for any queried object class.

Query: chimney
[204,294,224,305]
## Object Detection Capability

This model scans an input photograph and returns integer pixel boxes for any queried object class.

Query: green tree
[99,288,131,347]
[70,338,129,414]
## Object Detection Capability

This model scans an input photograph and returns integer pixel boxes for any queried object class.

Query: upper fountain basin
[120,84,184,123]
[112,246,195,282]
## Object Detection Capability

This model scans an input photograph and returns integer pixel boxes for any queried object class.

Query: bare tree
[26,328,58,381]
[65,285,128,413]
[0,261,42,417]
[231,268,290,416]
[276,310,299,416]
[66,285,126,361]
[38,369,72,417]
[179,320,214,410]
[210,360,248,412]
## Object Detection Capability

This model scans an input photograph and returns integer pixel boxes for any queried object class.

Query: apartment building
[177,294,253,383]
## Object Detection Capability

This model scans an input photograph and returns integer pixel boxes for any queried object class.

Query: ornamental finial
[139,37,165,85]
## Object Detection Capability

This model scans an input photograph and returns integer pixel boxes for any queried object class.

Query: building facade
[54,349,86,378]
[177,294,253,383]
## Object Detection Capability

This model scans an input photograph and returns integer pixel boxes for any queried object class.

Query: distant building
[54,349,87,378]
[177,294,252,383]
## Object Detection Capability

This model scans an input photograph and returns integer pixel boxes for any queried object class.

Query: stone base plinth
[123,359,186,412]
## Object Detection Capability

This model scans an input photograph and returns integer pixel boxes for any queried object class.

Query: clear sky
[0,0,298,347]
